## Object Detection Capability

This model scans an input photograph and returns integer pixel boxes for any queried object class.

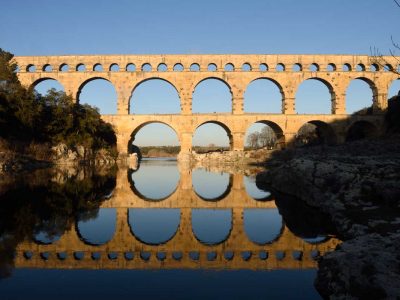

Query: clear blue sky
[2,0,400,146]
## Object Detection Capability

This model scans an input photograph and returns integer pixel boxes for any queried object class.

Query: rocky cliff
[256,136,400,299]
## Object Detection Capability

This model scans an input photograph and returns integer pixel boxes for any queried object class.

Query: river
[0,159,340,299]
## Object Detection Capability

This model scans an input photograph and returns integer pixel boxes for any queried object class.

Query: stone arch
[128,208,181,245]
[192,77,232,94]
[356,63,366,71]
[193,120,233,149]
[59,63,69,72]
[207,63,217,71]
[109,63,120,72]
[293,63,302,72]
[76,63,86,72]
[296,120,337,146]
[224,63,235,71]
[42,64,52,72]
[244,120,285,149]
[327,63,336,71]
[244,77,285,113]
[309,63,320,72]
[93,63,103,72]
[192,77,232,113]
[191,209,233,245]
[346,77,378,114]
[192,170,233,201]
[128,121,180,155]
[157,63,168,72]
[346,120,378,141]
[129,78,180,114]
[26,64,36,72]
[295,77,335,114]
[30,77,65,92]
[77,77,118,114]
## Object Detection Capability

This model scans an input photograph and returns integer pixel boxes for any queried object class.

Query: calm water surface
[0,159,339,299]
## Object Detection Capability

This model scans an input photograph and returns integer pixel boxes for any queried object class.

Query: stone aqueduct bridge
[15,54,399,157]
[15,168,340,270]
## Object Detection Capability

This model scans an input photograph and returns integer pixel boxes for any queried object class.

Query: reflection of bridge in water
[15,166,340,270]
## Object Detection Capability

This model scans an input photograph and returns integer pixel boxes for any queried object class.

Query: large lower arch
[192,78,232,113]
[296,120,337,146]
[244,120,285,149]
[128,121,180,156]
[76,208,116,245]
[192,121,232,150]
[31,78,65,96]
[244,78,284,113]
[191,209,232,245]
[128,208,181,245]
[295,78,334,114]
[346,120,378,141]
[129,78,181,114]
[346,77,377,114]
[77,77,117,114]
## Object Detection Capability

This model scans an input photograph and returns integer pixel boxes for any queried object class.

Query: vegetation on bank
[0,48,117,163]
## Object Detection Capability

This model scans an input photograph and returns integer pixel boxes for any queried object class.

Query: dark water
[0,160,338,299]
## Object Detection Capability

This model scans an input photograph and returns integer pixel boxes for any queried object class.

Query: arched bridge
[14,54,399,157]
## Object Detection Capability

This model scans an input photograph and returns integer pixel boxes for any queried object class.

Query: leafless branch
[369,2,400,75]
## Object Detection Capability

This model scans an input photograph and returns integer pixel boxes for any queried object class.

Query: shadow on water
[0,167,116,278]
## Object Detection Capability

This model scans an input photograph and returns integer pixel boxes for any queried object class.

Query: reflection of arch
[127,168,180,202]
[192,172,233,201]
[76,208,116,246]
[297,120,337,145]
[303,236,331,244]
[191,209,232,245]
[193,120,233,149]
[346,120,378,141]
[243,209,284,245]
[245,120,285,149]
[129,78,180,114]
[128,208,181,245]
[243,176,273,201]
[33,231,62,245]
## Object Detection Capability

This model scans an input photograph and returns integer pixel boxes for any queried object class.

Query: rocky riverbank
[0,142,118,174]
[190,148,274,164]
[256,135,400,299]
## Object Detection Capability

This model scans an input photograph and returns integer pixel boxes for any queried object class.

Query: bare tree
[371,0,400,75]
[246,132,260,148]
[259,126,277,148]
